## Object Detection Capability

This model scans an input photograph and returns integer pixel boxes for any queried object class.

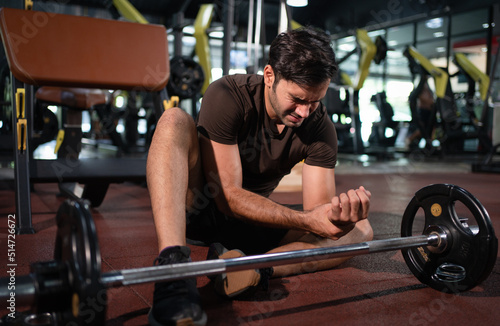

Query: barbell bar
[1,229,446,305]
[104,232,443,288]
[0,184,497,326]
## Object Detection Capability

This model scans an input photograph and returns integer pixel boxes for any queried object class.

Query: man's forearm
[217,186,308,231]
[215,184,371,241]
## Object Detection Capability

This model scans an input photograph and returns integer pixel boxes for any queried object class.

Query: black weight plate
[401,184,497,292]
[167,56,205,99]
[54,199,106,325]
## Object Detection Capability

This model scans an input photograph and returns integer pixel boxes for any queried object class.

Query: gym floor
[1,153,499,325]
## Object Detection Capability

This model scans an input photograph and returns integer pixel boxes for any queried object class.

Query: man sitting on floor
[146,26,373,326]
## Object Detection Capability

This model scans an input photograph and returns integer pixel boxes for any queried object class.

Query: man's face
[264,66,330,128]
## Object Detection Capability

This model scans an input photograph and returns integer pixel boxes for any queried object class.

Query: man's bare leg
[269,219,374,277]
[147,107,203,252]
[147,108,208,325]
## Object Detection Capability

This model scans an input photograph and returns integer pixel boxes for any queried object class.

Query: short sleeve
[303,107,338,169]
[197,77,245,145]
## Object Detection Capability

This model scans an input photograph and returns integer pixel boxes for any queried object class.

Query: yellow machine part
[291,20,302,30]
[16,89,27,151]
[406,46,448,99]
[54,130,65,154]
[194,4,214,95]
[454,53,490,101]
[112,0,149,24]
[163,96,180,111]
[340,72,353,87]
[353,29,377,91]
[25,0,33,10]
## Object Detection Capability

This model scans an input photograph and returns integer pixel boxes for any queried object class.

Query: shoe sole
[215,250,261,297]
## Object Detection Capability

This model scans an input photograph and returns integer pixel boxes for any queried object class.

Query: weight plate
[401,184,497,292]
[54,200,106,325]
[167,56,205,99]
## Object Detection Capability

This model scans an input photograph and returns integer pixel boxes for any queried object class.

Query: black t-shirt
[197,74,337,197]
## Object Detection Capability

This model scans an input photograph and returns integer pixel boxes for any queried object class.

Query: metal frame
[12,78,34,233]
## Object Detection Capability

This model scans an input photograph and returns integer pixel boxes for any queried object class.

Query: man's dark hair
[268,27,338,88]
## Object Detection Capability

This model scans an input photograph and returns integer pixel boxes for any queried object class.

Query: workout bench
[0,7,170,233]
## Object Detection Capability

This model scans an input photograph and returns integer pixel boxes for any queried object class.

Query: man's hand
[305,186,371,240]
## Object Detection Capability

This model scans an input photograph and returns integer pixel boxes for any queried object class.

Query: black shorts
[186,199,300,255]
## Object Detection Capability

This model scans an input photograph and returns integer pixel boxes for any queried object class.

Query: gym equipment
[332,29,388,154]
[400,184,497,292]
[404,46,493,154]
[0,184,496,325]
[453,53,492,151]
[193,3,214,94]
[167,56,205,100]
[0,7,170,233]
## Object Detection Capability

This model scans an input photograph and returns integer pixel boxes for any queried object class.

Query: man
[146,27,373,326]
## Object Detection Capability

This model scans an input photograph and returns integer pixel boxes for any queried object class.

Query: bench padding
[0,7,169,91]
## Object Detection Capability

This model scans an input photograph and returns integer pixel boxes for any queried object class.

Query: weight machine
[0,6,172,233]
[404,46,493,154]
[329,29,388,154]
[0,0,213,231]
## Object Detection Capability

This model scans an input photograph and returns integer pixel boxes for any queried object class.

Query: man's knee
[152,108,199,149]
[156,107,196,132]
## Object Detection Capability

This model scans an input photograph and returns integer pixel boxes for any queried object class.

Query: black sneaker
[206,243,273,298]
[148,246,207,326]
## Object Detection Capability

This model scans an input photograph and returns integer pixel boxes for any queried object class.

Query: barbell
[1,184,497,325]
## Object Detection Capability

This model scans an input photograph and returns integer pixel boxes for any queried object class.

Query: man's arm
[301,163,360,238]
[199,135,369,240]
[303,162,371,237]
[301,163,336,211]
[199,135,303,227]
